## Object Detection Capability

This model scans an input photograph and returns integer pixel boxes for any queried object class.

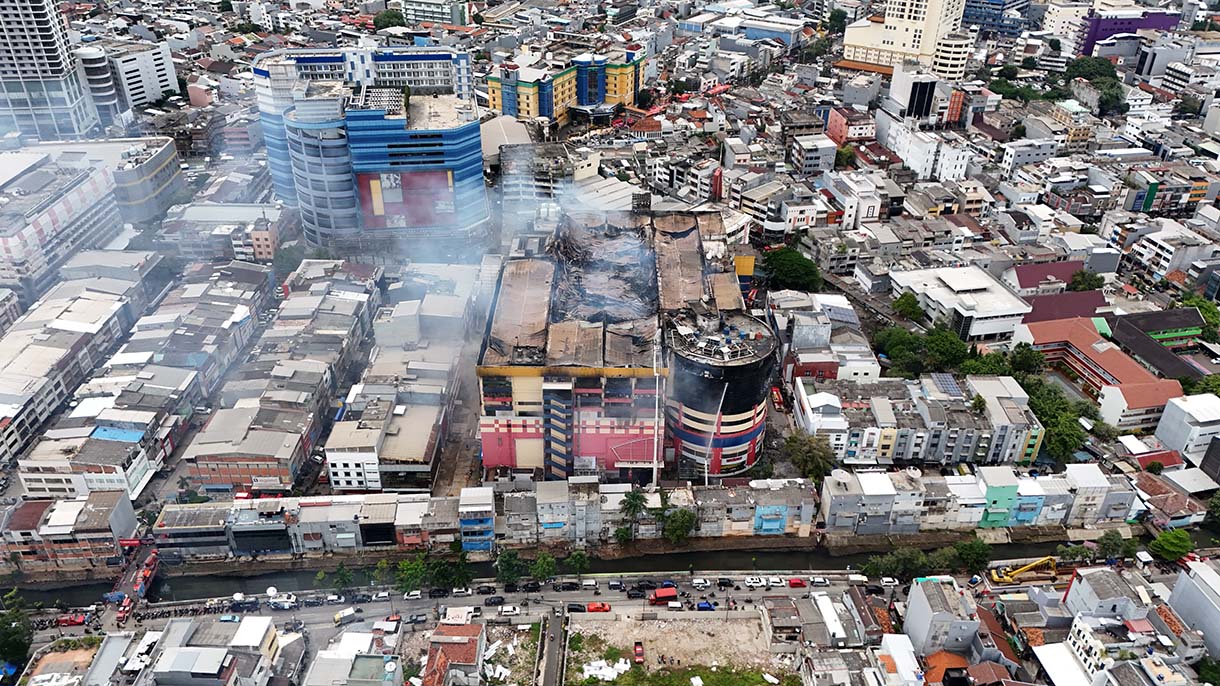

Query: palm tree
[621,489,647,539]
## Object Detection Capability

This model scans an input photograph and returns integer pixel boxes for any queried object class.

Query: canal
[11,538,1076,607]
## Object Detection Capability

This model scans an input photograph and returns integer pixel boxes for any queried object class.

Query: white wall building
[1155,394,1220,462]
[1168,561,1220,658]
[889,266,1032,341]
[843,0,967,68]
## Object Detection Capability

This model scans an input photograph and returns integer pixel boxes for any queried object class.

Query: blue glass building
[963,0,1029,38]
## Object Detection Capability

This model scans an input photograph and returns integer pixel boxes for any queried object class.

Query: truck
[648,587,678,605]
[333,607,359,626]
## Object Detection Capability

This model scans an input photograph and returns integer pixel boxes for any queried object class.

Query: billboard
[357,170,456,229]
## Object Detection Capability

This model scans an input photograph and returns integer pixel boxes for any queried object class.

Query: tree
[1209,492,1220,523]
[565,550,591,578]
[971,394,988,414]
[1196,658,1220,686]
[1048,38,1061,52]
[1091,421,1119,441]
[373,559,393,586]
[954,538,992,573]
[232,21,261,33]
[998,64,1019,79]
[662,508,697,545]
[495,550,527,585]
[373,9,406,29]
[530,552,557,581]
[1010,343,1045,376]
[472,12,484,23]
[1180,294,1220,342]
[0,589,31,669]
[862,547,930,580]
[1045,414,1087,463]
[1095,530,1125,560]
[762,247,823,291]
[396,554,428,593]
[314,570,327,586]
[927,547,959,572]
[1176,94,1203,116]
[1012,123,1026,139]
[892,292,925,321]
[218,0,233,11]
[613,526,633,545]
[1121,537,1141,560]
[1068,269,1105,291]
[827,8,847,33]
[1148,529,1194,561]
[780,432,835,484]
[835,145,856,169]
[960,352,1011,376]
[333,563,354,590]
[621,489,647,538]
[1065,56,1117,82]
[1021,56,1038,69]
[925,328,969,371]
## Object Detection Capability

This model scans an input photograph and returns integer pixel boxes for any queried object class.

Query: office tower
[843,0,970,71]
[963,0,1029,38]
[0,0,98,139]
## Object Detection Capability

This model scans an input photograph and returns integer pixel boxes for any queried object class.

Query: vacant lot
[484,623,541,685]
[567,617,786,679]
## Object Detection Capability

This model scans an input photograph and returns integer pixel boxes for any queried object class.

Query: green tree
[314,570,327,586]
[621,489,647,538]
[333,562,354,590]
[827,8,847,33]
[835,145,856,169]
[1048,38,1061,52]
[1146,461,1164,474]
[762,247,823,291]
[1209,492,1220,523]
[1065,56,1117,82]
[0,589,32,669]
[1176,94,1203,116]
[1011,123,1026,139]
[1045,414,1087,463]
[874,326,927,378]
[1148,529,1194,561]
[998,64,1019,79]
[1010,343,1045,375]
[1021,56,1038,69]
[218,0,233,10]
[892,292,925,321]
[1095,530,1125,559]
[862,547,930,580]
[954,538,992,573]
[927,547,959,572]
[780,432,836,485]
[971,394,988,414]
[530,552,557,581]
[1068,269,1105,291]
[613,526,633,545]
[1091,421,1119,441]
[495,550,527,585]
[662,508,697,545]
[1196,657,1220,685]
[395,554,428,593]
[373,9,406,29]
[1180,294,1220,342]
[925,328,969,371]
[1121,537,1141,560]
[373,559,393,586]
[960,352,1011,376]
[232,21,261,32]
[565,550,591,578]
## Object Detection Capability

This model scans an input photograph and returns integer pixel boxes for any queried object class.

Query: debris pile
[581,659,633,681]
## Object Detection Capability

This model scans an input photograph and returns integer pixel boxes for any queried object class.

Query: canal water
[11,538,1077,607]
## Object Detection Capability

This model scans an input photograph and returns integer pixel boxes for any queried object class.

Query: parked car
[635,579,658,590]
[717,578,735,589]
[608,581,624,591]
[303,597,325,607]
[567,603,586,613]
[484,596,506,607]
[219,615,241,623]
[500,605,521,617]
[696,601,715,611]
[403,590,422,601]
[586,602,611,612]
[788,578,806,588]
[408,614,428,625]
[880,577,900,588]
[691,578,710,590]
[452,588,473,597]
[766,577,783,588]
[633,642,645,664]
[505,583,520,594]
[523,581,541,592]
[810,577,831,587]
[744,577,765,589]
[326,595,345,605]
[351,593,372,604]
[372,591,390,601]
[553,581,579,592]
[476,585,496,595]
[626,590,646,600]
[428,588,450,598]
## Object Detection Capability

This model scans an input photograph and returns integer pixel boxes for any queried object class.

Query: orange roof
[878,655,897,674]
[977,606,1020,664]
[923,651,969,685]
[832,59,894,75]
[968,662,1012,685]
[1021,317,1181,407]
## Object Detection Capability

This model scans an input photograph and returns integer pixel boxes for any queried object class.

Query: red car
[633,642,644,664]
[787,578,806,588]
[586,602,612,613]
[57,614,86,627]
[770,386,785,411]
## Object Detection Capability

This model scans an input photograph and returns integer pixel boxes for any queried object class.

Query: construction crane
[990,556,1058,585]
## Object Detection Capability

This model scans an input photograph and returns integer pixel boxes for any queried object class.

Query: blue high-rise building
[253,47,485,249]
[963,0,1029,37]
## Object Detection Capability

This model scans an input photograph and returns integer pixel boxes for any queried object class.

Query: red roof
[1135,450,1184,470]
[1023,290,1107,323]
[7,499,53,531]
[977,606,1021,664]
[1123,618,1155,634]
[968,662,1012,686]
[923,651,969,685]
[423,624,482,686]
[1011,260,1084,289]
[1020,317,1182,408]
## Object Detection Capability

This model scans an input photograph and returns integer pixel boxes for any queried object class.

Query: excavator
[990,556,1058,584]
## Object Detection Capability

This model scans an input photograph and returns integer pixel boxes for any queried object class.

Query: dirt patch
[30,647,99,677]
[566,617,786,680]
[484,623,541,685]
[398,626,433,664]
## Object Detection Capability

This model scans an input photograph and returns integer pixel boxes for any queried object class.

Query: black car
[351,594,372,604]
[865,585,884,596]
[523,581,541,592]
[505,583,519,594]
[553,581,579,592]
[407,614,428,624]
[302,597,324,607]
[484,596,506,606]
[717,578,734,588]
[428,588,451,598]
[626,590,646,599]
[476,585,496,595]
[608,581,623,591]
[634,579,657,590]
[566,602,586,613]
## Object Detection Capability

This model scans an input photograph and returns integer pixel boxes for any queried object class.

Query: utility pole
[651,328,661,488]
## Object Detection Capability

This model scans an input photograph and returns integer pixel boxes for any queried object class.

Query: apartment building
[889,266,1032,341]
[0,491,137,573]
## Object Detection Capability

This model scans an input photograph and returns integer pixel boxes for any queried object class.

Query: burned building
[477,210,776,481]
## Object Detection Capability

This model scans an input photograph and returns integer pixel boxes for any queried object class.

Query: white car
[880,577,900,587]
[691,578,710,590]
[404,590,422,600]
[499,605,521,617]
[810,577,831,587]
[372,591,390,601]
[766,577,783,588]
[452,588,473,597]
[744,577,765,588]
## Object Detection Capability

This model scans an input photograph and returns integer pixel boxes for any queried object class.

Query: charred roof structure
[477,210,775,481]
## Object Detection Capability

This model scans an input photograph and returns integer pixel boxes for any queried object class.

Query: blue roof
[92,426,144,443]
